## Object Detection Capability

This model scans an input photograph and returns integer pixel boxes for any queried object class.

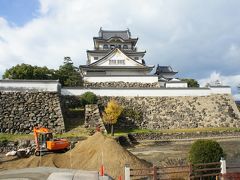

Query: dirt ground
[129,137,240,167]
[1,136,240,179]
[0,132,150,179]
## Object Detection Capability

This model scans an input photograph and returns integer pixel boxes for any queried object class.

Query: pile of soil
[0,132,151,179]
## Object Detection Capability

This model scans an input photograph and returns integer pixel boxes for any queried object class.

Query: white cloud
[199,71,240,100]
[199,71,240,87]
[0,0,240,85]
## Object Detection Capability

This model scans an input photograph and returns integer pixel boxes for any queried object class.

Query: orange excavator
[33,127,70,156]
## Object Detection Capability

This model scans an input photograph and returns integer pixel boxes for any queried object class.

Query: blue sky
[0,0,39,26]
[0,0,239,98]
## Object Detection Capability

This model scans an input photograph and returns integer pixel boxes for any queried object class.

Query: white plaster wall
[84,76,158,83]
[210,86,232,94]
[89,56,104,64]
[0,80,60,92]
[99,50,140,66]
[159,82,165,87]
[61,87,232,97]
[166,82,188,88]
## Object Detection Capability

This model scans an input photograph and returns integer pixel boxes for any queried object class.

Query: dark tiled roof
[87,50,146,56]
[99,29,131,40]
[155,65,178,74]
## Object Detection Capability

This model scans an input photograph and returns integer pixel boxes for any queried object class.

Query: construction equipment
[33,127,70,156]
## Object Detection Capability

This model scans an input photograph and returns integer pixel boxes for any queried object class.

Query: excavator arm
[33,127,51,151]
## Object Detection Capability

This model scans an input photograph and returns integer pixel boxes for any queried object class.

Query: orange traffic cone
[100,165,104,176]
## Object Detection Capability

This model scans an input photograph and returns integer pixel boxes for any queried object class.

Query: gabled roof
[88,48,148,67]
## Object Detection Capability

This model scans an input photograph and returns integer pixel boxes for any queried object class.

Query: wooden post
[220,157,226,180]
[189,163,192,180]
[124,164,130,180]
[220,157,226,174]
[153,166,157,180]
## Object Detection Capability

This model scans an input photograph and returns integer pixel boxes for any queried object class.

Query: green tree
[3,63,55,80]
[189,139,224,164]
[56,57,83,87]
[181,79,199,87]
[102,99,123,136]
[80,92,98,106]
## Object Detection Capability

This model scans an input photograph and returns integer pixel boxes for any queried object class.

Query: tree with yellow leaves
[102,99,123,136]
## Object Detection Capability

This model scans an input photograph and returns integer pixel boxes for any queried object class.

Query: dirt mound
[53,132,151,178]
[0,133,151,179]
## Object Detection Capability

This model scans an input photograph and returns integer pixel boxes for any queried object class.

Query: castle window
[134,57,139,60]
[94,57,98,60]
[117,45,121,49]
[123,45,128,49]
[109,60,125,65]
[110,45,115,49]
[103,44,108,49]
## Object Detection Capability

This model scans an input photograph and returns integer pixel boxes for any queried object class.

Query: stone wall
[0,91,65,133]
[84,104,106,131]
[98,94,240,129]
[84,81,160,88]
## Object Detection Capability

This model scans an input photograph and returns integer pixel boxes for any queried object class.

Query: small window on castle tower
[94,57,98,60]
[134,57,139,60]
[123,45,128,49]
[110,45,115,49]
[103,44,108,49]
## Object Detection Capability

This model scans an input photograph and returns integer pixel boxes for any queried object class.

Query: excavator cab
[37,132,53,151]
[34,127,70,156]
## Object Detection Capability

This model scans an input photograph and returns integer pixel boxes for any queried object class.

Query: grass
[1,127,240,142]
[55,127,90,139]
[114,127,240,136]
[0,133,33,142]
[0,127,89,142]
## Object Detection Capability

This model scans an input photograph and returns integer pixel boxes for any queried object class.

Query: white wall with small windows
[99,50,142,66]
[99,42,132,50]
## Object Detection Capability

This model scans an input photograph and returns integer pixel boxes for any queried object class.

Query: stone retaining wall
[98,94,240,129]
[85,104,105,131]
[130,131,240,141]
[0,91,65,133]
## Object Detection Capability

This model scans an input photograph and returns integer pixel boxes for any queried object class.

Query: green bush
[189,139,224,164]
[80,92,97,105]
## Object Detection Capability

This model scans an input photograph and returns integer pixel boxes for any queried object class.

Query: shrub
[80,92,97,105]
[189,139,224,164]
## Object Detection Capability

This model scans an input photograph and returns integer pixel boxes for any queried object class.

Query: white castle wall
[0,80,60,92]
[0,80,232,97]
[61,86,232,97]
[165,82,188,88]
